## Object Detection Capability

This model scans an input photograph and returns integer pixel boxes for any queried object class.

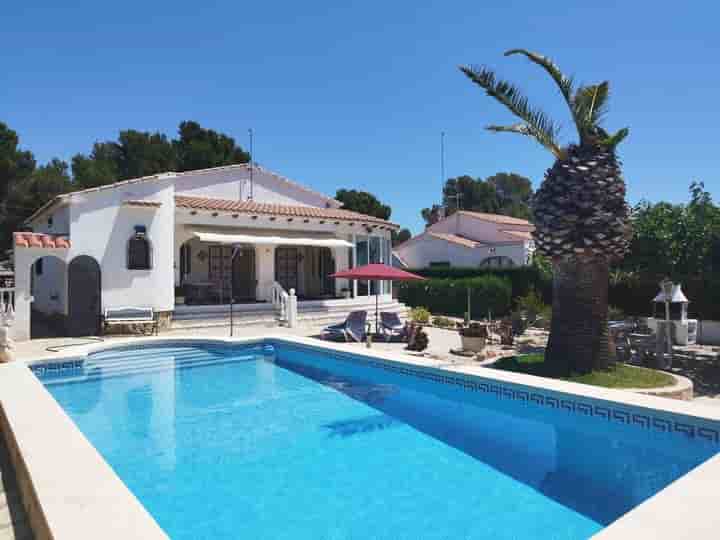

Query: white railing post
[287,288,297,328]
[270,281,292,325]
[0,287,16,362]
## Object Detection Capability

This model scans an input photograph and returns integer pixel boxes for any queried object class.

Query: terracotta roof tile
[500,229,534,240]
[122,200,163,208]
[457,210,532,226]
[175,196,398,228]
[428,232,482,248]
[14,232,70,249]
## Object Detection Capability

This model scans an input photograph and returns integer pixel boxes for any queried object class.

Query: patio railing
[270,282,297,328]
[0,287,15,325]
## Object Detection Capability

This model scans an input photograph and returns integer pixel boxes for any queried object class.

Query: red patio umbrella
[330,263,426,335]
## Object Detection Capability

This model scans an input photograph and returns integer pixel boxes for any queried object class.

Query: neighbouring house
[11,164,400,340]
[394,210,534,269]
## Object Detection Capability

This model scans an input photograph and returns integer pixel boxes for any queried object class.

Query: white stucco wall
[33,205,71,236]
[174,167,338,208]
[395,235,527,268]
[64,180,175,313]
[427,212,532,244]
[397,211,532,269]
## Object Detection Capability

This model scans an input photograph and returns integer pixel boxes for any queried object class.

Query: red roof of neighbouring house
[175,195,398,228]
[500,230,534,240]
[14,232,70,249]
[428,232,483,248]
[457,210,533,227]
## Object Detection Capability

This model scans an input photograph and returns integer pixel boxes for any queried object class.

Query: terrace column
[332,245,350,298]
[255,245,276,302]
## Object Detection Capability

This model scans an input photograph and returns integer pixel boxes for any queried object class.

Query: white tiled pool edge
[3,334,719,539]
[0,361,169,540]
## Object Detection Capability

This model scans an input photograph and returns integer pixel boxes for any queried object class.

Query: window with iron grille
[128,235,151,270]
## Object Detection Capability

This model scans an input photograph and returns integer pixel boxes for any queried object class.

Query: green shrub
[515,288,547,321]
[408,266,551,305]
[432,316,454,328]
[399,275,513,319]
[409,306,431,323]
[608,305,626,321]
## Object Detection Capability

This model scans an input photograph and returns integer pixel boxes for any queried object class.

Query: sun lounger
[380,312,407,342]
[321,311,368,342]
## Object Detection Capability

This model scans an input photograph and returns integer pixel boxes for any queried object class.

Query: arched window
[479,256,515,269]
[127,231,151,270]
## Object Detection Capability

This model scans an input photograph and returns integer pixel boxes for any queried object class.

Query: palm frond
[460,65,563,158]
[601,127,629,149]
[504,49,574,104]
[572,82,610,140]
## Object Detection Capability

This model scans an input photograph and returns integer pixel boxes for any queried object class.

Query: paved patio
[12,323,541,371]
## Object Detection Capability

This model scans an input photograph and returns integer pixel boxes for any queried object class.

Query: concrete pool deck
[2,331,719,539]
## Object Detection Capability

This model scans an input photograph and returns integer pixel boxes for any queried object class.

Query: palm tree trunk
[545,259,610,375]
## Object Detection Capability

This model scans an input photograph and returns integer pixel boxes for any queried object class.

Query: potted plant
[459,322,488,352]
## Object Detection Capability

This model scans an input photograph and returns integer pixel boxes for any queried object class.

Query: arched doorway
[68,256,101,336]
[29,255,68,339]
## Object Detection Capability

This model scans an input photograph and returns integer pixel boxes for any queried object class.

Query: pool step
[42,353,261,385]
[40,346,265,385]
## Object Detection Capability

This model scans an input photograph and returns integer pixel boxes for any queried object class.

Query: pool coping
[2,334,720,539]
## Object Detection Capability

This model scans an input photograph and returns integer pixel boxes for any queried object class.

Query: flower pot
[461,336,486,352]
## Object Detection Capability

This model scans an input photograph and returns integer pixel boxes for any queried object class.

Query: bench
[103,307,158,336]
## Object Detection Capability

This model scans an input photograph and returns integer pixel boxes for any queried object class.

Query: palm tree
[460,50,632,375]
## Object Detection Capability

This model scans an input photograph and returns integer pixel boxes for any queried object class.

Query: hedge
[407,267,552,305]
[609,277,720,320]
[398,275,513,319]
[402,267,720,321]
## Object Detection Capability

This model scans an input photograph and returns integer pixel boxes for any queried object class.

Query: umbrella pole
[375,292,379,335]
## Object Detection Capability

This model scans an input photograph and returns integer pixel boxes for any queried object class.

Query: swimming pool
[34,341,719,540]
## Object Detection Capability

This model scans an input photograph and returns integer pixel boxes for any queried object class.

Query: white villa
[10,164,401,340]
[394,210,534,269]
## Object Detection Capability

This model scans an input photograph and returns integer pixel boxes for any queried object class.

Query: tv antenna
[248,128,254,200]
[440,131,445,191]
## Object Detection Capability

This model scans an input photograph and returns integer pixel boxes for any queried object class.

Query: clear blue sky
[2,1,718,233]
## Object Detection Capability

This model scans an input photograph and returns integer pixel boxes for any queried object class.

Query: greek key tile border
[271,341,720,445]
[30,359,84,377]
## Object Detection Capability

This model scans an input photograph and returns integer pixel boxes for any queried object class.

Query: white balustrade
[0,288,15,326]
[270,282,297,328]
[0,288,15,362]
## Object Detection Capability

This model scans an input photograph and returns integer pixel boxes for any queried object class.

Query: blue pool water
[38,343,718,539]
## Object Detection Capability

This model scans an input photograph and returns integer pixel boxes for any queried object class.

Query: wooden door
[68,256,101,336]
[275,247,298,292]
[232,248,256,301]
[208,246,233,303]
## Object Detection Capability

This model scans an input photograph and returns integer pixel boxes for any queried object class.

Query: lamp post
[658,278,674,368]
